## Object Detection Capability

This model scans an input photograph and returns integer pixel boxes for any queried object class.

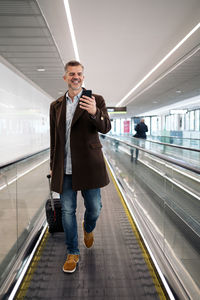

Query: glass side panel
[108,134,200,167]
[16,151,50,252]
[101,135,200,300]
[0,165,17,284]
[0,150,50,287]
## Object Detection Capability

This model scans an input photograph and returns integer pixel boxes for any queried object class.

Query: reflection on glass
[190,111,195,130]
[195,109,199,131]
[185,112,189,130]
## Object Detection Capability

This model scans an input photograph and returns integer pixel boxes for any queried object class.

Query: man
[133,118,148,159]
[49,60,111,273]
[134,118,148,139]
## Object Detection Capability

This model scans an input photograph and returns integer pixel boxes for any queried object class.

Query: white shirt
[64,90,82,174]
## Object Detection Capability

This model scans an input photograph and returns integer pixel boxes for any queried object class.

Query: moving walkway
[0,138,199,299]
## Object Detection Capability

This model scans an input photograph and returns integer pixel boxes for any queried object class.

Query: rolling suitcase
[45,174,64,233]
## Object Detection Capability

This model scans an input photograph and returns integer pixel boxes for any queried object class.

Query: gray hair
[64,60,84,72]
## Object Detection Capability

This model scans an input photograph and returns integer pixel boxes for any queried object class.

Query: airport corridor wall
[0,56,52,290]
[0,56,52,166]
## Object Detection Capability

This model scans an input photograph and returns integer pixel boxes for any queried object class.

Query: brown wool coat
[50,91,111,193]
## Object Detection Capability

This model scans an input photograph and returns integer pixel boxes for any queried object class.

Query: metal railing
[104,134,200,174]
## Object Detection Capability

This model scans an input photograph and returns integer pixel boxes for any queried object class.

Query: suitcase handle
[47,174,55,212]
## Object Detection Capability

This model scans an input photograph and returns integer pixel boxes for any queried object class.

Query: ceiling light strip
[64,0,80,61]
[116,22,200,107]
[128,44,200,105]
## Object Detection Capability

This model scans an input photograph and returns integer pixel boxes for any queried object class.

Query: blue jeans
[60,175,102,255]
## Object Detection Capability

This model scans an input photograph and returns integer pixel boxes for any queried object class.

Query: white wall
[0,57,53,166]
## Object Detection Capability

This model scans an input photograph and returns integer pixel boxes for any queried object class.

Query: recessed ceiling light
[176,90,182,93]
[37,68,46,72]
[58,91,63,94]
[153,100,158,103]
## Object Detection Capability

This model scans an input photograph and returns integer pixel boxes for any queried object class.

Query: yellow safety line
[15,229,49,300]
[107,163,170,300]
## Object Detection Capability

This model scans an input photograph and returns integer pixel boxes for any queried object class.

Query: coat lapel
[56,95,66,136]
[56,91,85,130]
[71,104,85,128]
[71,87,88,127]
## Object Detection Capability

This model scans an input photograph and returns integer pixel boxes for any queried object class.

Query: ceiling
[0,0,200,117]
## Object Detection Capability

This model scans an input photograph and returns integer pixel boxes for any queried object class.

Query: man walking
[134,118,148,139]
[134,118,148,160]
[49,60,111,273]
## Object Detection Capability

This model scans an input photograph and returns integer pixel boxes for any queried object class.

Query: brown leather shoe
[82,221,94,248]
[63,254,79,273]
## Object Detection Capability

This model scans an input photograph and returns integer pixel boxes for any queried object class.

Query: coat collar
[56,90,85,129]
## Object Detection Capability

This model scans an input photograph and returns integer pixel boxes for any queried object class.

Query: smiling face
[63,65,84,93]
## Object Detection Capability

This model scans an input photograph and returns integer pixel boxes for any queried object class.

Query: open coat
[50,91,111,193]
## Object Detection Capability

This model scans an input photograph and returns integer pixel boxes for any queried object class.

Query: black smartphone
[81,89,92,98]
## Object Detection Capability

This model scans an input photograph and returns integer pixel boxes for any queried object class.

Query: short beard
[69,83,82,91]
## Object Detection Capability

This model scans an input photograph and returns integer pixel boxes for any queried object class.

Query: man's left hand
[79,95,97,116]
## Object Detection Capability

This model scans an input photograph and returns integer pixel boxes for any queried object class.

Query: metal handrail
[110,134,200,152]
[101,134,200,175]
[150,134,200,141]
[133,137,200,152]
[0,148,50,170]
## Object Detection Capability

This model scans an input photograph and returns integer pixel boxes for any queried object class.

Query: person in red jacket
[49,60,111,273]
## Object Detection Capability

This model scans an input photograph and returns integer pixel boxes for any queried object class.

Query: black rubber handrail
[101,134,200,175]
[0,148,50,170]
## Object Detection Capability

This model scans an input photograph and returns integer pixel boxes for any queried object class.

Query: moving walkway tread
[15,174,168,300]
